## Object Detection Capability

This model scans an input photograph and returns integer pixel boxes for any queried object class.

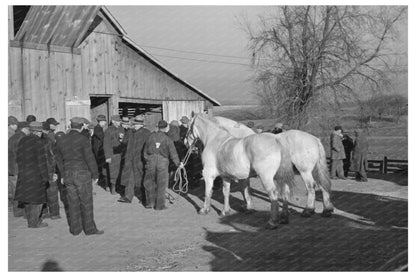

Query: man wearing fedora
[119,115,151,204]
[92,115,108,189]
[143,120,183,210]
[55,117,103,235]
[8,121,30,217]
[14,121,49,228]
[103,114,125,194]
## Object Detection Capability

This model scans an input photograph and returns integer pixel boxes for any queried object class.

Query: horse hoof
[265,222,278,230]
[221,210,231,217]
[321,209,333,218]
[301,209,315,218]
[198,209,209,215]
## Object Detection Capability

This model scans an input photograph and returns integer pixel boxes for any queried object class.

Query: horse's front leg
[199,172,215,215]
[221,180,231,216]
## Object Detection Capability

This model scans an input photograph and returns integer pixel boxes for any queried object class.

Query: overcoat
[350,133,369,172]
[92,124,106,167]
[8,130,26,175]
[330,132,346,160]
[103,125,125,160]
[14,134,49,204]
[120,127,151,186]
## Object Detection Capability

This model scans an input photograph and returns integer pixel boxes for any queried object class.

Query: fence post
[379,161,383,173]
[383,156,388,174]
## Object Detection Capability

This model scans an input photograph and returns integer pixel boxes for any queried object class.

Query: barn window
[13,6,30,36]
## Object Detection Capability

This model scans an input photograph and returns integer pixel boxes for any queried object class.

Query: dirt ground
[8,173,408,271]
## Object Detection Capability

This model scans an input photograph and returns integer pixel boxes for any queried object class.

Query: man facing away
[92,115,108,190]
[119,115,151,204]
[351,129,369,182]
[330,125,347,180]
[14,121,49,228]
[143,120,183,210]
[55,117,103,236]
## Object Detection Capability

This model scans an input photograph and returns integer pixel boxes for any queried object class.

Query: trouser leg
[65,180,83,235]
[330,159,337,178]
[143,157,157,208]
[335,160,345,178]
[155,158,169,210]
[46,180,60,216]
[134,164,145,202]
[109,155,121,194]
[25,203,43,228]
[77,179,98,235]
[9,176,24,217]
[124,172,135,201]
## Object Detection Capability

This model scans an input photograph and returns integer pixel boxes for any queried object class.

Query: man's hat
[275,122,283,129]
[80,117,90,125]
[18,121,29,129]
[46,117,59,125]
[121,116,130,124]
[334,125,343,131]
[26,115,36,123]
[158,120,168,129]
[70,117,85,125]
[180,116,190,124]
[96,114,107,122]
[8,116,18,126]
[110,115,121,122]
[29,121,43,132]
[132,115,145,125]
[170,120,179,127]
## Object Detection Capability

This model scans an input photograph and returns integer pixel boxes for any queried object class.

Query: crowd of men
[8,113,189,234]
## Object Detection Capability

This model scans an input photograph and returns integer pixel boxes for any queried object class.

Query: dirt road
[8,174,407,271]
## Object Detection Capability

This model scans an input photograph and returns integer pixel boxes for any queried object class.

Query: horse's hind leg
[321,188,334,217]
[299,171,316,217]
[259,175,279,229]
[221,180,231,216]
[241,179,254,211]
[279,183,290,224]
[199,174,214,215]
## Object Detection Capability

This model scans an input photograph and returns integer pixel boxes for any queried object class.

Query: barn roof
[14,5,221,106]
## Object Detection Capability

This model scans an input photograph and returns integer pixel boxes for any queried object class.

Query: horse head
[186,113,220,148]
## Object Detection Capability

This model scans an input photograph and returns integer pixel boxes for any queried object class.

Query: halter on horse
[186,113,296,229]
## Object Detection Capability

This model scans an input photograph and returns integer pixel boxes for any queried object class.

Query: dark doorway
[90,96,110,123]
[118,102,162,131]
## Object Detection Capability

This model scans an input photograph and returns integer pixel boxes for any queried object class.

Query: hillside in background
[213,105,408,160]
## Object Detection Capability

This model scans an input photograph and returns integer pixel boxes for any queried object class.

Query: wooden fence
[326,157,408,174]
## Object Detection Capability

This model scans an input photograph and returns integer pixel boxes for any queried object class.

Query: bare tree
[242,6,407,128]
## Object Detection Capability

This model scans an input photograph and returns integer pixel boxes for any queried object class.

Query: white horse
[214,116,334,218]
[186,113,295,229]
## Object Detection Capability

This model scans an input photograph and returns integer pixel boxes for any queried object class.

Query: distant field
[213,105,408,160]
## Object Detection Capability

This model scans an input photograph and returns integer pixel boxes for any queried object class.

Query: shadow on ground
[202,190,408,271]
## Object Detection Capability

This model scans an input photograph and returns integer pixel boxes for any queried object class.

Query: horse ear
[191,111,195,118]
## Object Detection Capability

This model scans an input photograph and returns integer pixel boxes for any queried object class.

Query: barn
[8,6,220,131]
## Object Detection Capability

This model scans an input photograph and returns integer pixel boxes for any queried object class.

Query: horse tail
[312,139,332,193]
[274,137,295,197]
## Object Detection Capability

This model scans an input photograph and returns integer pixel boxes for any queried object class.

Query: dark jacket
[167,125,180,142]
[103,124,125,160]
[14,134,49,204]
[92,124,105,164]
[351,132,369,172]
[179,125,188,141]
[330,132,346,160]
[41,132,57,181]
[8,130,26,175]
[120,127,151,186]
[55,129,99,179]
[144,131,180,167]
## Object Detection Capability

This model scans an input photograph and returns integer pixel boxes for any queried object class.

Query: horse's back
[214,116,255,137]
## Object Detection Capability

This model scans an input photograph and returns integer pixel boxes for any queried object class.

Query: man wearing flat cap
[119,115,151,204]
[103,114,125,194]
[55,117,103,235]
[92,115,108,189]
[14,122,49,228]
[8,121,30,217]
[8,116,19,139]
[143,120,183,210]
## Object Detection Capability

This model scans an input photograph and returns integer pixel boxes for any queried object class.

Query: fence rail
[326,156,407,174]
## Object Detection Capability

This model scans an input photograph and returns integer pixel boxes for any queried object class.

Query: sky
[108,6,272,105]
[107,6,408,105]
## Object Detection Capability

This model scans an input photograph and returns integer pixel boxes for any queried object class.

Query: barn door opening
[90,96,110,123]
[118,102,162,131]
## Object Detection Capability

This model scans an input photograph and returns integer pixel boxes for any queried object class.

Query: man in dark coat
[330,126,347,179]
[55,117,103,236]
[351,129,369,182]
[342,134,354,177]
[103,115,124,194]
[8,116,18,139]
[92,115,108,190]
[41,122,60,219]
[119,115,151,203]
[271,122,284,134]
[8,121,30,217]
[143,120,183,210]
[14,121,49,228]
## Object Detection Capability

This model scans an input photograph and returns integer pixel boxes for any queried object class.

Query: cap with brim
[96,114,107,122]
[80,117,90,125]
[46,117,59,125]
[18,121,29,129]
[29,121,43,131]
[158,120,168,129]
[121,117,130,123]
[9,116,18,125]
[70,117,85,125]
[111,115,121,122]
[133,118,144,125]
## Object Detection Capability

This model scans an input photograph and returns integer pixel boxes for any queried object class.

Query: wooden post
[383,156,388,174]
[379,161,383,173]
